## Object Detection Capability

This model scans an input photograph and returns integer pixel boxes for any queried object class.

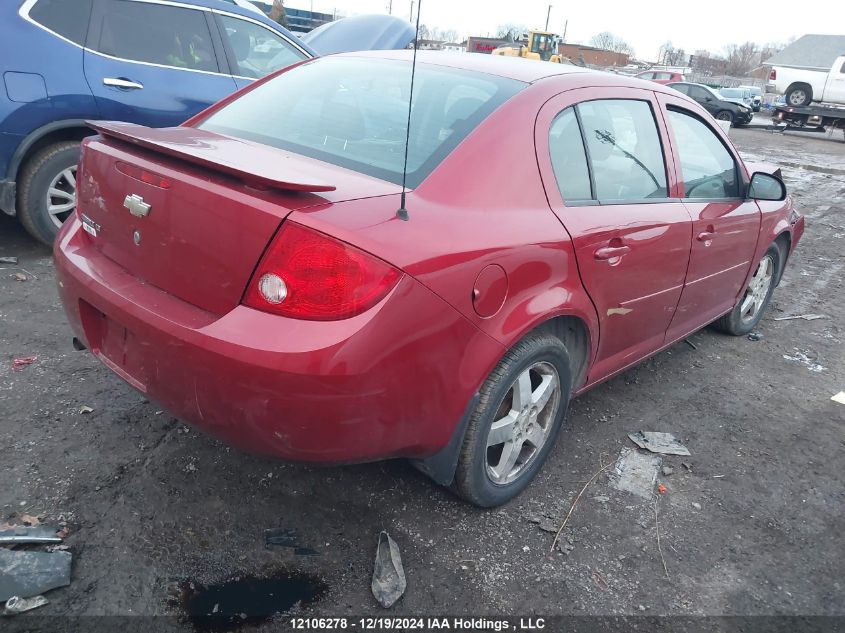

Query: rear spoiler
[86,121,336,193]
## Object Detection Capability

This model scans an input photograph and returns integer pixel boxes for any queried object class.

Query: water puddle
[177,570,327,632]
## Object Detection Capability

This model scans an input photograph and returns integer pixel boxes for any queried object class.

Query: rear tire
[453,333,571,507]
[18,141,81,246]
[786,85,811,107]
[713,244,781,336]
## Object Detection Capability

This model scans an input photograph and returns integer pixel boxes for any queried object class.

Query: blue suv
[1,0,316,244]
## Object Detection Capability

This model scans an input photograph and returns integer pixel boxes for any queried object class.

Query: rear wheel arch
[531,314,591,391]
[412,311,593,489]
[9,120,95,183]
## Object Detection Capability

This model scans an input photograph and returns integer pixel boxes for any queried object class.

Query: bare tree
[589,31,633,56]
[724,41,759,76]
[269,0,288,27]
[496,23,527,42]
[442,29,459,43]
[417,23,430,41]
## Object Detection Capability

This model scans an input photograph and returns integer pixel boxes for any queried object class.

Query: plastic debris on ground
[371,531,405,608]
[4,594,48,615]
[613,447,661,499]
[832,392,845,405]
[773,314,827,321]
[0,526,62,545]
[0,257,18,264]
[79,405,94,415]
[628,431,691,456]
[0,549,72,601]
[264,527,319,556]
[11,356,37,371]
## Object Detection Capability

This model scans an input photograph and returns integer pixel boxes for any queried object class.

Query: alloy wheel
[740,254,774,324]
[45,166,77,229]
[788,90,806,106]
[485,361,561,485]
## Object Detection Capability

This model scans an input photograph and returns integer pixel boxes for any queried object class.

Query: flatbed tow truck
[772,103,845,140]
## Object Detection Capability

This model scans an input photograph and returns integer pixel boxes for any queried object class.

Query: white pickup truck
[768,55,845,106]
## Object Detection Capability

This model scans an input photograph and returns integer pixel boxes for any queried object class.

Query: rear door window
[548,107,592,202]
[667,107,740,198]
[95,0,218,73]
[218,14,306,79]
[29,0,93,45]
[576,99,668,201]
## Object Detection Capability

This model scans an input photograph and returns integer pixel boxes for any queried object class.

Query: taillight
[243,222,401,320]
[770,69,776,80]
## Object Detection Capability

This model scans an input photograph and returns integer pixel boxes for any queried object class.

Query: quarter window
[30,0,93,45]
[219,15,306,79]
[576,99,668,201]
[667,108,740,198]
[548,108,592,201]
[96,0,218,73]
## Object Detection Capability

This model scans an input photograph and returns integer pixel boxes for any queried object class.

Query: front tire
[715,110,734,125]
[18,141,81,246]
[454,333,571,507]
[713,245,780,335]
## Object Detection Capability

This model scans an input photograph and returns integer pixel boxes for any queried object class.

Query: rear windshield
[198,56,524,187]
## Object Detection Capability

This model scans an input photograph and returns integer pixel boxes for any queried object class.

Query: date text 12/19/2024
[290,617,547,630]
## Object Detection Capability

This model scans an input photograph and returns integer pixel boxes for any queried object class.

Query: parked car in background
[739,85,763,111]
[635,70,685,84]
[667,82,753,126]
[0,0,316,245]
[56,51,803,506]
[719,87,754,109]
[768,54,845,106]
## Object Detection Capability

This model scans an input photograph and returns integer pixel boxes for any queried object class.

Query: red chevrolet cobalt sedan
[55,51,804,507]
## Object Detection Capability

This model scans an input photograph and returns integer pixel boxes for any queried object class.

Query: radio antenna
[396,0,422,221]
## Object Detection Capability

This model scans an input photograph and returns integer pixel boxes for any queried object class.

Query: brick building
[557,43,629,67]
[466,36,511,54]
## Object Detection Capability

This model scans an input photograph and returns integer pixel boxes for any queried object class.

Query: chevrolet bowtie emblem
[123,193,151,218]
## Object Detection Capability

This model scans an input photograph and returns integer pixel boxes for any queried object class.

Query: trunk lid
[78,123,398,315]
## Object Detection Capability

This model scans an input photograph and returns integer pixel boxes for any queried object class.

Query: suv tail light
[770,69,776,80]
[243,222,401,320]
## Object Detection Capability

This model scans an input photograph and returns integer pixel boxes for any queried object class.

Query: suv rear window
[198,56,523,187]
[30,0,93,45]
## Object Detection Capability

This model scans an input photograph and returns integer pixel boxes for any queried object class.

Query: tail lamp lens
[243,222,401,320]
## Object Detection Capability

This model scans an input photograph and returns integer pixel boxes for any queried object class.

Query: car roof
[337,50,595,83]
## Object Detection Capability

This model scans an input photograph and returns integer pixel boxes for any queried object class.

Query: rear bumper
[55,217,503,464]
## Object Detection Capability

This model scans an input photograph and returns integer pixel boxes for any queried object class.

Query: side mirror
[748,172,786,201]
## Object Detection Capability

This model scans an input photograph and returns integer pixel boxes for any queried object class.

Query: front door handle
[594,245,631,260]
[103,77,144,90]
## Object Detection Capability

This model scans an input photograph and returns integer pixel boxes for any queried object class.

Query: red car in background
[55,51,803,507]
[636,70,686,84]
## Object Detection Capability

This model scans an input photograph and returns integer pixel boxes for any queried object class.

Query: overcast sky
[304,0,845,61]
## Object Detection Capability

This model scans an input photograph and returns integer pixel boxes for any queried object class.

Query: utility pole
[410,0,414,21]
[562,19,567,41]
[388,0,392,14]
[545,5,552,31]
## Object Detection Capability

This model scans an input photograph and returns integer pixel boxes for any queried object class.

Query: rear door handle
[594,245,631,260]
[103,77,144,90]
[697,225,717,242]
